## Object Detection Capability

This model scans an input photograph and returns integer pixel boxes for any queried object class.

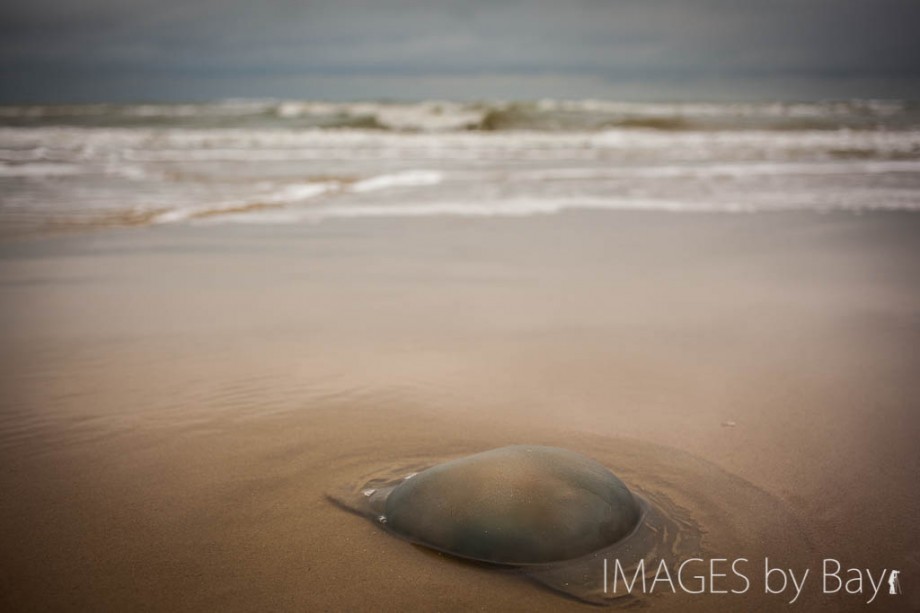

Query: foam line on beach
[350,170,443,193]
[151,169,443,224]
[508,160,920,181]
[153,182,337,224]
[194,195,919,225]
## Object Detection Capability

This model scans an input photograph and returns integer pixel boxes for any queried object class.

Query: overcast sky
[1,0,919,102]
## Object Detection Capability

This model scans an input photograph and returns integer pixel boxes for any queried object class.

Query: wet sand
[1,211,919,611]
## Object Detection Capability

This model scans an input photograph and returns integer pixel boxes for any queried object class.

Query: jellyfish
[329,445,699,604]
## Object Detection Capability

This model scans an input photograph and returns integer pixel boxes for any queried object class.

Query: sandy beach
[1,210,917,610]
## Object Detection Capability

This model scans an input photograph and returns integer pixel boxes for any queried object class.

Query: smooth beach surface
[1,211,919,611]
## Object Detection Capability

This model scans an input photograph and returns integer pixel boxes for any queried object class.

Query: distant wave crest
[1,98,916,133]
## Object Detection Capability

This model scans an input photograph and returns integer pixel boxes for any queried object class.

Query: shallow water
[2,99,920,238]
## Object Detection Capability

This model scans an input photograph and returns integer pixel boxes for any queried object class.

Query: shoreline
[2,206,918,245]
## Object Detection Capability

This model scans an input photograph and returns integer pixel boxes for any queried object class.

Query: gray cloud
[1,0,919,101]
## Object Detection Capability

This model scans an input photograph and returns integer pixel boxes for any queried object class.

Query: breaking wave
[1,99,917,133]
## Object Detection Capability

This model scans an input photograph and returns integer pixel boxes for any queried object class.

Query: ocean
[1,98,919,236]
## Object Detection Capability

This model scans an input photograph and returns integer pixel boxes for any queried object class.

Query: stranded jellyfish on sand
[329,445,698,604]
[382,446,640,563]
